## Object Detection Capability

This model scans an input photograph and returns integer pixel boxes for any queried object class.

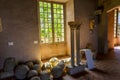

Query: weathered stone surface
[0,71,14,79]
[66,65,85,75]
[51,65,63,78]
[27,70,38,79]
[15,65,30,79]
[49,57,59,67]
[40,71,50,80]
[57,60,65,69]
[42,62,52,71]
[30,76,41,80]
[33,64,41,73]
[26,61,34,69]
[3,57,16,72]
[64,58,71,66]
[33,60,40,64]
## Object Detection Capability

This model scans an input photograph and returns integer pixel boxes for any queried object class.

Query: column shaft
[76,28,80,65]
[70,28,75,66]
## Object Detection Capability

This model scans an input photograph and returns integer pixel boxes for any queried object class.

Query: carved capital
[68,21,81,29]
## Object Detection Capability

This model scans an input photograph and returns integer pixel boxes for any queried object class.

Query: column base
[66,65,85,75]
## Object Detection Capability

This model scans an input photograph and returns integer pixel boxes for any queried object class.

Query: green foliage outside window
[39,1,65,43]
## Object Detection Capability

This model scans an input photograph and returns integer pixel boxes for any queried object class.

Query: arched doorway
[107,7,120,50]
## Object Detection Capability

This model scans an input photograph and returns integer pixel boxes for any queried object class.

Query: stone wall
[0,0,40,69]
[0,0,103,69]
[107,10,114,49]
[0,0,75,69]
[66,0,75,55]
[74,0,98,52]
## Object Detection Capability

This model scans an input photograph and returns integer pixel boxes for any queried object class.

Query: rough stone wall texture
[104,0,120,10]
[74,0,98,51]
[0,0,40,69]
[66,0,75,55]
[40,43,67,60]
[107,10,114,49]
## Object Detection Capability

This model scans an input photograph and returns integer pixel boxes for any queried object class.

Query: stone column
[68,22,75,67]
[68,21,81,66]
[76,24,81,65]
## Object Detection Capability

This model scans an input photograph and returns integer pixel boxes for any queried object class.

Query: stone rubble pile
[0,57,70,80]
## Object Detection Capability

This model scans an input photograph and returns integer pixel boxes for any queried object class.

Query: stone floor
[62,47,120,80]
[2,47,120,80]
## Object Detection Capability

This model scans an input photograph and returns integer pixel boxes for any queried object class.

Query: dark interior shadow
[70,71,88,78]
[53,77,64,80]
[91,68,109,74]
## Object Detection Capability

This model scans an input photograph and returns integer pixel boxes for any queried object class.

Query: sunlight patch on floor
[114,46,120,50]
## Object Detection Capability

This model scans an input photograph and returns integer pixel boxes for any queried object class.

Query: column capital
[68,21,81,29]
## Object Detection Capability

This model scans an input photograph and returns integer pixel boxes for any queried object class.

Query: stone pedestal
[66,65,85,75]
[80,49,95,70]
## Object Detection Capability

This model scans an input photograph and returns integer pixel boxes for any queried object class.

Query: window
[114,9,120,37]
[117,11,120,36]
[39,1,65,44]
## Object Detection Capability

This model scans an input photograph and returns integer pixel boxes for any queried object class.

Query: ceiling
[47,0,69,3]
